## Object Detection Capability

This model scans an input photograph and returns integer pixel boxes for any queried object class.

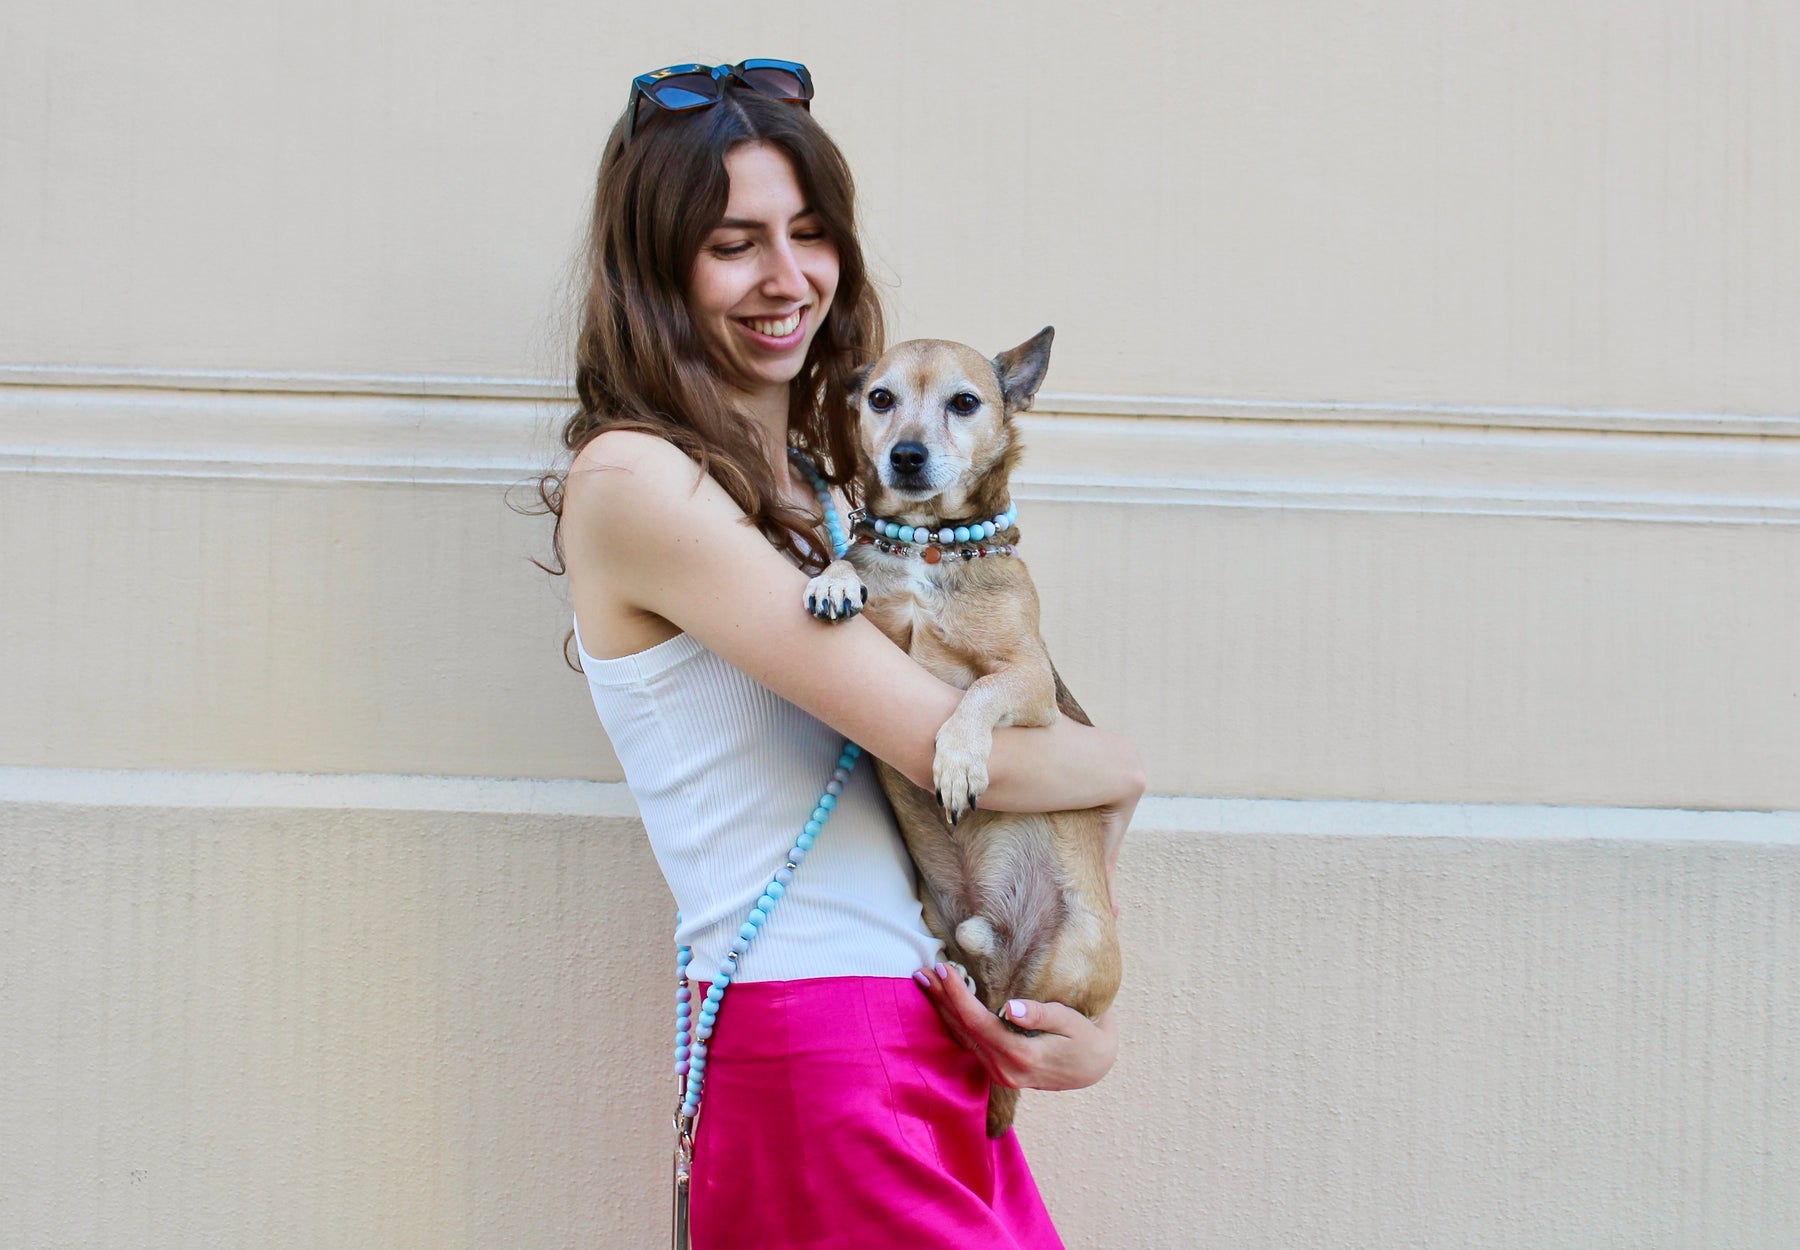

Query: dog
[803,327,1121,1136]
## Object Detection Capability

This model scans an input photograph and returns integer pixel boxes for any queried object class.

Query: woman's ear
[993,327,1055,413]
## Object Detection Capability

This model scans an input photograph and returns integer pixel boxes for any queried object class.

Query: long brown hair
[531,87,884,662]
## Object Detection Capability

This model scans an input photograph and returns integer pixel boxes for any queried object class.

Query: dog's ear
[993,327,1055,413]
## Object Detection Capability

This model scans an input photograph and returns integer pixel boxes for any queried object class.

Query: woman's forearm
[972,716,1145,815]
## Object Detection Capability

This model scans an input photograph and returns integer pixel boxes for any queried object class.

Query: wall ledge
[5,767,1795,845]
[3,378,1798,525]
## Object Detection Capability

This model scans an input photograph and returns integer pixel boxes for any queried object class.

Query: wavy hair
[530,87,885,665]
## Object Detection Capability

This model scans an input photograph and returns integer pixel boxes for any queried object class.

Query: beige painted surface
[2,789,1795,1249]
[5,0,1799,418]
[3,428,1797,808]
[7,0,1800,1246]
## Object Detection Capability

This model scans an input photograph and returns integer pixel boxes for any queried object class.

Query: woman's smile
[736,304,808,345]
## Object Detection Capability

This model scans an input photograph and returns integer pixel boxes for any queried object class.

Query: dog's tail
[986,1083,1021,1137]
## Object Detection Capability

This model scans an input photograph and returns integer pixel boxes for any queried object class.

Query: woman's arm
[563,431,1144,815]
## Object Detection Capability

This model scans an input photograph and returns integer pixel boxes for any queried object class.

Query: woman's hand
[912,963,1118,1092]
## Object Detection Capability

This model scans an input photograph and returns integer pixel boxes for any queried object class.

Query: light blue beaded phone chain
[669,450,859,1250]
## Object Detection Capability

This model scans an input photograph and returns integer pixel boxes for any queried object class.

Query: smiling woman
[532,60,1142,1250]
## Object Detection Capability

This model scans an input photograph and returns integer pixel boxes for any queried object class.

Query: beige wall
[4,2,1798,1247]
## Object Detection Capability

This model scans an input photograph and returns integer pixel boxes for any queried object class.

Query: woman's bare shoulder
[566,429,707,513]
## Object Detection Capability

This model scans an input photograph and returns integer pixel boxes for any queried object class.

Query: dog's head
[850,327,1054,519]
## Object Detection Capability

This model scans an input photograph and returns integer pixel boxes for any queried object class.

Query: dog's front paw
[803,560,868,622]
[932,722,991,826]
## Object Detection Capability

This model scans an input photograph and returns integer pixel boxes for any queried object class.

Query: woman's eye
[867,388,895,412]
[948,392,980,415]
[709,241,752,258]
[793,229,827,243]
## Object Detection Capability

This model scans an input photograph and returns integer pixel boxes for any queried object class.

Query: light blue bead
[882,522,896,538]
[695,1024,711,1040]
[838,757,855,772]
[796,832,816,851]
[756,894,776,912]
[730,935,749,954]
[676,1001,690,1017]
[705,984,724,1002]
[677,986,690,1002]
[766,881,786,899]
[677,949,692,965]
[676,1044,689,1060]
[748,908,767,926]
[845,743,862,757]
[804,820,822,835]
[774,867,794,885]
[810,807,829,824]
[675,1060,688,1075]
[938,527,955,544]
[789,845,807,864]
[739,921,758,940]
[955,526,971,542]
[819,794,837,810]
[899,525,915,543]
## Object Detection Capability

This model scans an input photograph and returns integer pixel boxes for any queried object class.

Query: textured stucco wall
[2,793,1795,1249]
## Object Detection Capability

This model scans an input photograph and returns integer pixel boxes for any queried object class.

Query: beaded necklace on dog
[669,448,863,1250]
[850,501,1020,564]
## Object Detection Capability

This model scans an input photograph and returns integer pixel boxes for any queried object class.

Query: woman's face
[686,141,840,405]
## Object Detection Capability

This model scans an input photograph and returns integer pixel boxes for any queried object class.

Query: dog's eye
[867,387,895,412]
[948,392,981,416]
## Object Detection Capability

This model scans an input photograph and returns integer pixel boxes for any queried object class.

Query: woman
[542,61,1144,1248]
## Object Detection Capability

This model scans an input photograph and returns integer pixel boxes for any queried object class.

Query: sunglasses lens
[737,66,809,101]
[647,73,720,109]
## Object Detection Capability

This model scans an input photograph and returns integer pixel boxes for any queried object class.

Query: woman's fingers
[914,964,1121,1092]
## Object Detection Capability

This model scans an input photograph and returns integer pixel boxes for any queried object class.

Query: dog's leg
[802,558,867,621]
[933,642,1058,822]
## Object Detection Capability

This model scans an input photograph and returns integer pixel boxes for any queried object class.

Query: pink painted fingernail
[934,963,950,980]
[912,970,932,989]
[1007,1000,1028,1019]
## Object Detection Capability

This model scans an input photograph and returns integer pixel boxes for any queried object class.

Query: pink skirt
[689,976,1065,1250]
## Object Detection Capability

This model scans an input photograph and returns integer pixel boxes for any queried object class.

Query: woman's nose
[759,241,807,299]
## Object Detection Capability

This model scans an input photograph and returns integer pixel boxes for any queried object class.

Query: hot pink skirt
[689,976,1065,1249]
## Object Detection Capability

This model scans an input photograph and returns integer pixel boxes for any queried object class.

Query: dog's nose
[890,441,929,474]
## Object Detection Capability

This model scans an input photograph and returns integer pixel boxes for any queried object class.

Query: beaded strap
[672,449,855,1138]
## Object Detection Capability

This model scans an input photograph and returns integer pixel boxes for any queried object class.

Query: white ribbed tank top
[576,622,943,981]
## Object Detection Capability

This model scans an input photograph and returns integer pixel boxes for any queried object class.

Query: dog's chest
[848,552,978,681]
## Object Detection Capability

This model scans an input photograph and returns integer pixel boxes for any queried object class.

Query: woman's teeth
[744,310,803,338]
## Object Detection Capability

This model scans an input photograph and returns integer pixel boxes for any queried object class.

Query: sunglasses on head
[625,59,814,142]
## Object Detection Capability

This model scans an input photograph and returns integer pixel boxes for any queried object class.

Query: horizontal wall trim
[4,382,1798,525]
[5,363,1798,439]
[3,768,1797,846]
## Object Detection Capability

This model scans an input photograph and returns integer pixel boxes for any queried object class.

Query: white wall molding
[5,767,1796,846]
[5,364,1798,438]
[3,378,1798,525]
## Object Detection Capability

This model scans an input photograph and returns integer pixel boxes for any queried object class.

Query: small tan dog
[804,327,1121,1136]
